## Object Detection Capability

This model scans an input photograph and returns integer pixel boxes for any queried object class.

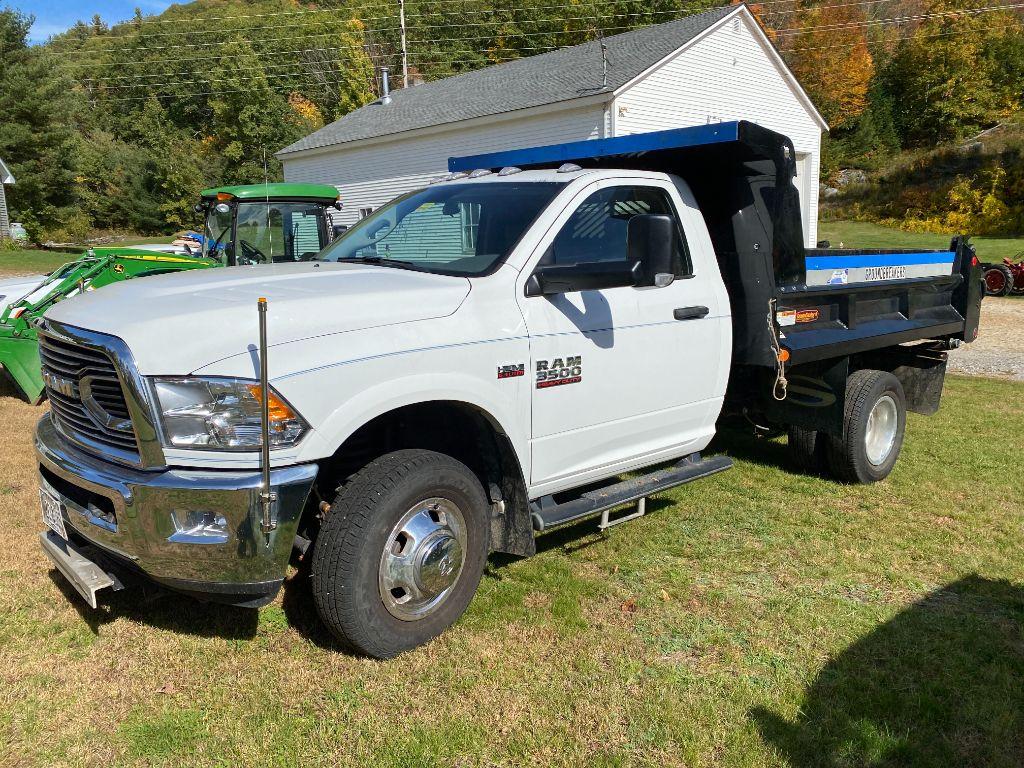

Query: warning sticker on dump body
[777,309,821,327]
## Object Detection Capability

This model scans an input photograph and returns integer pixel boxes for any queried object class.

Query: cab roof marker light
[498,166,523,176]
[557,163,583,173]
[468,168,492,179]
[446,171,469,181]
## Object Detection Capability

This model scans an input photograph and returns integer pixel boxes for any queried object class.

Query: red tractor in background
[982,256,1024,296]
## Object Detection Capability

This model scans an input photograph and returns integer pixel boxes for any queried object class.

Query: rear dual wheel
[311,449,489,659]
[788,370,907,484]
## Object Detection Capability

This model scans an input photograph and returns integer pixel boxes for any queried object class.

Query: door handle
[673,306,709,321]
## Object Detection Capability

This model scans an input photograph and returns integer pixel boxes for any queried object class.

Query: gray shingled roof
[278,5,737,156]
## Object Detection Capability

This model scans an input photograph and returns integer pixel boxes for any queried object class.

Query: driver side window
[543,185,691,276]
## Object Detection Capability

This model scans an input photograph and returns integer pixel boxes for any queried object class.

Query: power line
[773,0,1024,34]
[94,56,529,102]
[92,3,388,27]
[80,60,385,91]
[58,41,399,71]
[55,1,1024,84]
[78,50,394,84]
[779,18,1021,49]
[44,24,402,56]
[42,0,949,60]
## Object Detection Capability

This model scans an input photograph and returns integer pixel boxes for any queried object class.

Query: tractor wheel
[983,264,1013,297]
[1011,265,1024,295]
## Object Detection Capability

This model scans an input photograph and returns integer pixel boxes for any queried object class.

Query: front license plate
[40,487,68,541]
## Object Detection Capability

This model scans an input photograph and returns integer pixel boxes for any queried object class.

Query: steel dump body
[451,120,984,432]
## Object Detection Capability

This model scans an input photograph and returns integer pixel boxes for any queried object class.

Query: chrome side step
[530,453,734,532]
[40,531,123,609]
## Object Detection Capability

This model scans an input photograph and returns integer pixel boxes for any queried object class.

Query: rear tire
[787,426,824,474]
[983,264,1013,296]
[824,370,906,484]
[311,449,489,659]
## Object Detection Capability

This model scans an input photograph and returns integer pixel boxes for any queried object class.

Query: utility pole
[399,0,409,88]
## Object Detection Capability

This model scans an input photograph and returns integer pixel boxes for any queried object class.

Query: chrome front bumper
[35,414,318,607]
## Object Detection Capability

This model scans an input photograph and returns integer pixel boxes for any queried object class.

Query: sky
[12,0,174,43]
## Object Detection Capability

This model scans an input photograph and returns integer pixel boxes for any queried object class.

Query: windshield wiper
[335,255,418,268]
[208,225,231,260]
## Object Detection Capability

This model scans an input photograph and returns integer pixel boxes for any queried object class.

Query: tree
[0,8,78,240]
[784,3,874,129]
[877,0,1010,146]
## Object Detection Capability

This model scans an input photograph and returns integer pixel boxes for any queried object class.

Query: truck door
[519,180,727,495]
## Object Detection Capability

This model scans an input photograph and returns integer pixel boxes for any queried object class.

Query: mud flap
[763,356,849,437]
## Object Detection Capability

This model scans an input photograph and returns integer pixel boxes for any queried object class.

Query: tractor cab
[197,183,342,266]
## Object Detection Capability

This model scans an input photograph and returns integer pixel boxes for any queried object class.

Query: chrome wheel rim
[865,394,899,466]
[378,497,467,621]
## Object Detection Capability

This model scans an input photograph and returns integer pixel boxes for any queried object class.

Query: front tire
[311,449,489,659]
[825,370,907,484]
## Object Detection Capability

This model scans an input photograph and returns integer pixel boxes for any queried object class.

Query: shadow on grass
[0,368,32,402]
[279,560,351,652]
[750,575,1024,766]
[707,425,808,477]
[48,568,259,641]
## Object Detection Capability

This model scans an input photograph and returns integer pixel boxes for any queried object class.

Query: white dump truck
[34,122,983,658]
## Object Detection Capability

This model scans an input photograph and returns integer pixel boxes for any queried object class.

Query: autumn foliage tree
[783,4,874,128]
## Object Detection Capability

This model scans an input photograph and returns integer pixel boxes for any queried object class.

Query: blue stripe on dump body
[805,251,955,270]
[448,122,743,172]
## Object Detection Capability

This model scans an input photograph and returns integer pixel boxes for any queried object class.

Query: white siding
[283,105,606,227]
[0,184,9,240]
[613,13,822,246]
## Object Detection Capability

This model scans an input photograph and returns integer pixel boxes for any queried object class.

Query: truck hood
[43,262,471,374]
[0,274,46,312]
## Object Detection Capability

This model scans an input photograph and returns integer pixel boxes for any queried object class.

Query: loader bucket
[0,330,45,403]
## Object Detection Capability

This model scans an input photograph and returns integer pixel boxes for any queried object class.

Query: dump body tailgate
[774,240,983,364]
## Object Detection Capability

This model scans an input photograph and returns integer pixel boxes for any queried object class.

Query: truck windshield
[317,182,564,276]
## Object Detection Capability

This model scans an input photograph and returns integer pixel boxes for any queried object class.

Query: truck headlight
[150,377,307,451]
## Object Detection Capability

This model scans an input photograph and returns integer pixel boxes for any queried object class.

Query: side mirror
[627,214,676,288]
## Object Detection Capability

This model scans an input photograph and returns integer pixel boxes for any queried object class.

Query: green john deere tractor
[0,182,342,403]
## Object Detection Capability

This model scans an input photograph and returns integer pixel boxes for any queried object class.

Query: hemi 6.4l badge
[536,356,582,388]
[497,363,525,379]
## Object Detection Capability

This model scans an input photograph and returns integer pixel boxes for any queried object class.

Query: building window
[358,207,373,219]
[460,203,481,253]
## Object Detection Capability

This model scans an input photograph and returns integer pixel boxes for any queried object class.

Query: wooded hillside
[1,0,1022,241]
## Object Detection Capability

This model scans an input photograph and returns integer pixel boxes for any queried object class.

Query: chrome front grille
[39,332,139,457]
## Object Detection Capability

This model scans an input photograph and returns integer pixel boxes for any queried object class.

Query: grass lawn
[0,248,83,276]
[0,375,1021,766]
[0,238,177,277]
[820,220,1023,262]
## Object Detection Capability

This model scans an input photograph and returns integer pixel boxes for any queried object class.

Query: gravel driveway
[948,296,1024,380]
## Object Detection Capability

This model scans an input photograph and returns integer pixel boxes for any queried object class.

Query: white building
[0,157,14,241]
[278,4,827,246]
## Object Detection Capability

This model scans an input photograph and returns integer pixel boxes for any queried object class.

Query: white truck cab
[34,122,983,657]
